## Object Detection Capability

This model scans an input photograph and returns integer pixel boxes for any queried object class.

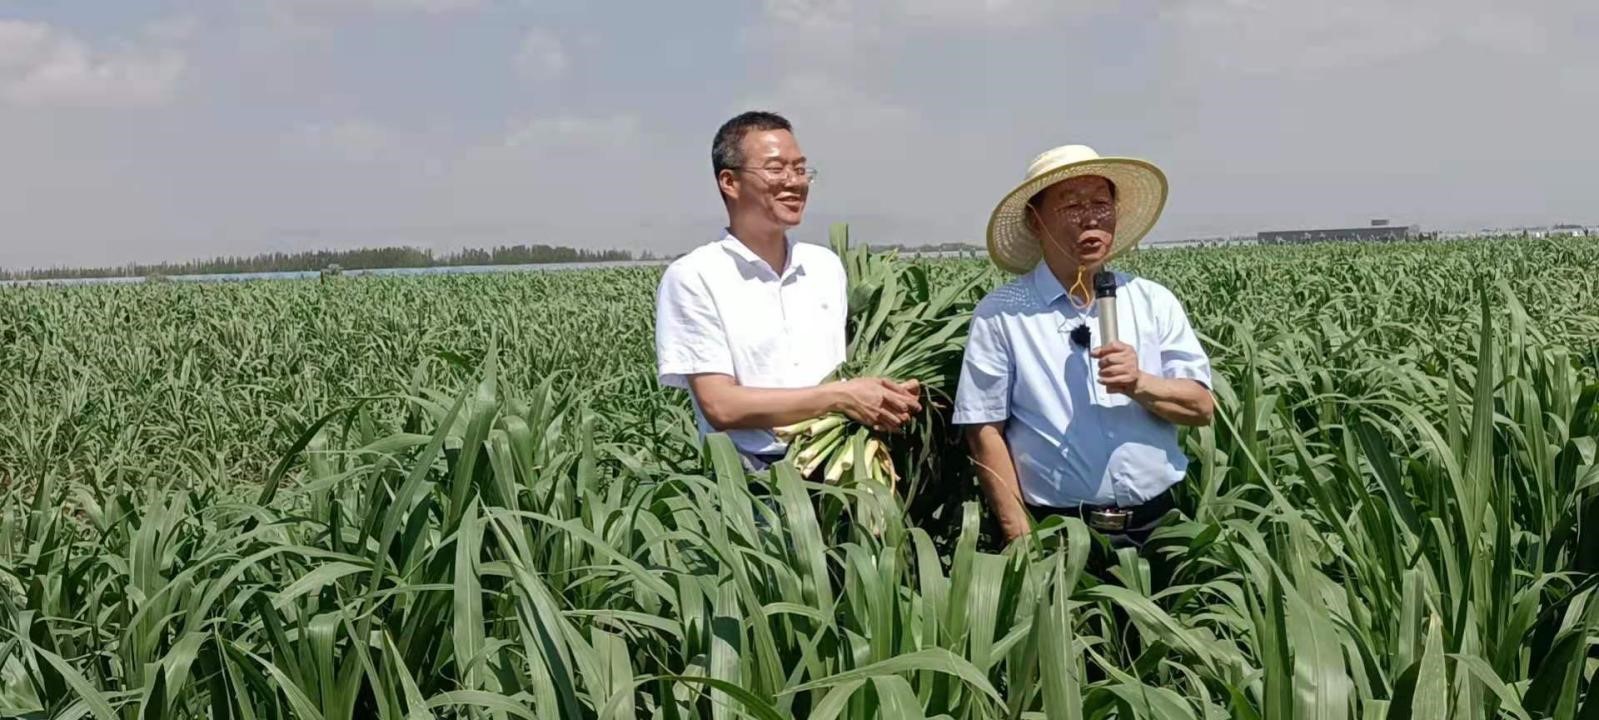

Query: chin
[1078,249,1110,266]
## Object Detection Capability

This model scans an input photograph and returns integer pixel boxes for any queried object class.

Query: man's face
[1027,175,1117,268]
[720,129,810,229]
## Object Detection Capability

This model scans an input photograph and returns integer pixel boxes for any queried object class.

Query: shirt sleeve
[655,263,734,388]
[1156,290,1213,387]
[952,304,1011,425]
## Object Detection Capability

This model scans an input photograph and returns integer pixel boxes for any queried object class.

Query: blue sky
[0,0,1594,268]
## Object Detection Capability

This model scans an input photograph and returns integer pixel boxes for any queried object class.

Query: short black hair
[712,111,792,176]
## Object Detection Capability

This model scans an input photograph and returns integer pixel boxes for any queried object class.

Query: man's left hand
[1091,342,1144,395]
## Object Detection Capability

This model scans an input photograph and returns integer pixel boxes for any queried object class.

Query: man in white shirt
[954,145,1214,550]
[655,111,921,470]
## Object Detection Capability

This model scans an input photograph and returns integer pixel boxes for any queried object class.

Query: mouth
[1077,234,1109,255]
[777,196,805,211]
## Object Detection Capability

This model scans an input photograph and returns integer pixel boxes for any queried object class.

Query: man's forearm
[967,425,1030,541]
[699,383,842,431]
[1131,375,1214,426]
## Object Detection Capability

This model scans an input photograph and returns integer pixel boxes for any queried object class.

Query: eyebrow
[1054,191,1112,203]
[1061,187,1112,200]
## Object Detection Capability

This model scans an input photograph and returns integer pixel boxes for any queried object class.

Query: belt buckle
[1087,508,1130,532]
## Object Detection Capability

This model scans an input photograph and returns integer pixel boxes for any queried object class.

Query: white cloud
[728,70,993,242]
[0,19,186,108]
[1144,0,1596,239]
[737,72,917,136]
[289,119,408,161]
[514,29,568,80]
[143,16,201,45]
[890,0,1079,28]
[283,0,483,15]
[1162,0,1555,74]
[392,111,683,256]
[261,0,484,37]
[3,0,1591,270]
[1454,8,1553,55]
[759,0,855,29]
[502,113,640,150]
[759,0,1066,30]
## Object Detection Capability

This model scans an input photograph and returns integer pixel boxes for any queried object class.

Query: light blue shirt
[952,264,1212,508]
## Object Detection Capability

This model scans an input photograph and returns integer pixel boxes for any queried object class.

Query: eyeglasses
[736,165,818,185]
[1044,201,1114,224]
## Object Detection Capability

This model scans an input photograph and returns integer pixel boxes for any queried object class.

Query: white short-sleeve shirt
[952,264,1212,508]
[654,231,848,456]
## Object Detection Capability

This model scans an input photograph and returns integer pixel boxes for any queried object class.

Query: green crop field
[3,233,1598,718]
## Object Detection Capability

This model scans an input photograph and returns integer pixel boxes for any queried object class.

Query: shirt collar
[1030,263,1123,307]
[1029,263,1069,306]
[720,230,806,278]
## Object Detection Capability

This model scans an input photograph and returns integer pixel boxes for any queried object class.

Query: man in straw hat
[953,144,1214,555]
[654,110,921,472]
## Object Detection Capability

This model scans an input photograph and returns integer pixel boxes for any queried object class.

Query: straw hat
[985,144,1168,274]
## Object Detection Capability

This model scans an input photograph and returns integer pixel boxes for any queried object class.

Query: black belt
[740,452,789,478]
[749,452,786,468]
[1025,488,1175,532]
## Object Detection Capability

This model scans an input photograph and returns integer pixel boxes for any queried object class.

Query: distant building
[1166,235,1258,248]
[1550,224,1596,237]
[1257,219,1418,245]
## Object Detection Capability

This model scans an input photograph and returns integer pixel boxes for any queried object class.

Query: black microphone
[1094,270,1117,348]
[1069,324,1091,348]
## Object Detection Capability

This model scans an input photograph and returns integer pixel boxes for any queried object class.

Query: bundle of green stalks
[777,413,894,484]
[776,224,988,495]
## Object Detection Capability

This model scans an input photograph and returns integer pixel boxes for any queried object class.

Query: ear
[717,169,739,202]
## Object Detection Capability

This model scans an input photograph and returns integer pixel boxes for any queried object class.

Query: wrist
[822,382,848,415]
[1129,372,1160,403]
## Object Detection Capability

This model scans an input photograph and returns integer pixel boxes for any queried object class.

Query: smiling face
[717,128,810,231]
[1025,174,1118,272]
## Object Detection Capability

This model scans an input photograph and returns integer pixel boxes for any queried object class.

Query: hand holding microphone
[1094,270,1118,347]
[1089,270,1142,395]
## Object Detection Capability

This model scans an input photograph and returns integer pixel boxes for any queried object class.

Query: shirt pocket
[1135,312,1164,377]
[721,293,784,378]
[793,293,837,333]
[796,294,845,356]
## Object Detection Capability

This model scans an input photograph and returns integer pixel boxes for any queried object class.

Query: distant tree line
[0,244,640,281]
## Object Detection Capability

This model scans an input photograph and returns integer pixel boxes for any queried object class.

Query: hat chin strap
[1027,205,1095,311]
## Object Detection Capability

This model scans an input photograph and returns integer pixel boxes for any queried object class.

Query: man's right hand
[1000,515,1031,544]
[832,378,922,432]
[966,423,1031,547]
